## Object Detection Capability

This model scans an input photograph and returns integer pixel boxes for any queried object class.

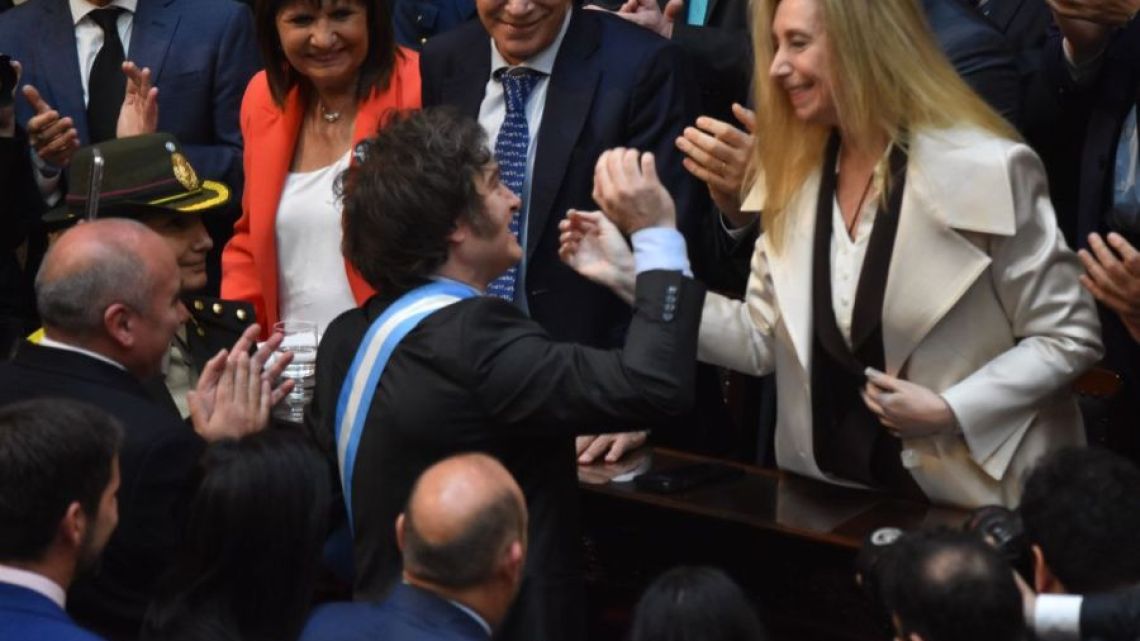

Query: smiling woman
[220,0,422,338]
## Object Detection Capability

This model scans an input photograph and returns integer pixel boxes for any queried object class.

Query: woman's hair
[749,0,1018,245]
[141,430,332,641]
[254,0,398,107]
[629,566,767,641]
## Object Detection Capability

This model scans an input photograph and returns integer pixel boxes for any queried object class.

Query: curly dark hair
[339,107,493,295]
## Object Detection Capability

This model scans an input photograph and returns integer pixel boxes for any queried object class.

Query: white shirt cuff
[720,211,756,241]
[631,227,691,277]
[1034,594,1084,641]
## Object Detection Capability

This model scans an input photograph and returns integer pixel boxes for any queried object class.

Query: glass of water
[272,320,318,424]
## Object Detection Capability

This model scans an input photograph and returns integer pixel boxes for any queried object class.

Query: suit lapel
[761,172,819,373]
[528,11,599,259]
[129,0,179,85]
[40,0,90,141]
[439,34,490,119]
[982,0,1024,33]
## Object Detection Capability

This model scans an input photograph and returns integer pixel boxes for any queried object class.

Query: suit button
[212,303,223,315]
[193,299,205,311]
[236,309,248,322]
[663,311,675,322]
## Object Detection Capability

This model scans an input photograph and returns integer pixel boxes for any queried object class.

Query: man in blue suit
[301,453,528,641]
[0,0,260,291]
[0,399,122,641]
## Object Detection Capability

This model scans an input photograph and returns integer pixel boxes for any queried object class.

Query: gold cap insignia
[172,152,200,191]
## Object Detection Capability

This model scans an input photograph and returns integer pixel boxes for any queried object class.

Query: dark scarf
[809,131,923,498]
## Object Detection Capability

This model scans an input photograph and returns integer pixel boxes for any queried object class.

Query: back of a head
[35,219,160,340]
[629,566,767,641]
[883,530,1024,641]
[401,453,527,591]
[142,430,331,641]
[0,399,122,563]
[340,107,492,295]
[1020,447,1140,593]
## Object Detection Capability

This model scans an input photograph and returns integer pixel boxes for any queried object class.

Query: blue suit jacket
[421,9,704,347]
[300,583,489,641]
[0,0,260,187]
[0,582,105,641]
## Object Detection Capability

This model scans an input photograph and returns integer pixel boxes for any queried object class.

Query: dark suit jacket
[0,582,105,641]
[393,0,476,51]
[0,343,203,639]
[668,0,751,125]
[421,10,704,346]
[0,128,43,356]
[1082,583,1140,641]
[0,0,259,189]
[300,583,489,641]
[308,271,704,641]
[1040,20,1140,459]
[923,0,1021,128]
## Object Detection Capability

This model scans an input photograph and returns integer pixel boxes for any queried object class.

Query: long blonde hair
[749,0,1019,247]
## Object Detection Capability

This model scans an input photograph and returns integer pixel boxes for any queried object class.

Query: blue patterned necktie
[486,67,543,301]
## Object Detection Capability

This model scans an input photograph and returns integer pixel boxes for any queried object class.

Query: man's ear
[395,513,407,553]
[448,220,470,246]
[103,303,134,348]
[1032,544,1065,594]
[58,501,86,550]
[499,538,525,586]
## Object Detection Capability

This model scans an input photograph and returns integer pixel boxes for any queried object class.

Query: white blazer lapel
[882,128,1018,373]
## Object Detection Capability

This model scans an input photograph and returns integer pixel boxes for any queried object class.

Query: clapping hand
[22,84,80,168]
[586,0,682,39]
[1079,232,1140,343]
[1047,0,1140,26]
[188,323,296,441]
[116,61,159,138]
[861,368,956,438]
[559,209,636,303]
[675,104,756,227]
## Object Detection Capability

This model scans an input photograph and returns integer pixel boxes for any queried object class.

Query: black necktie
[87,6,126,144]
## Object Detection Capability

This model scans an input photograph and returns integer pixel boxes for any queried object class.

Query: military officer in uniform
[38,133,256,416]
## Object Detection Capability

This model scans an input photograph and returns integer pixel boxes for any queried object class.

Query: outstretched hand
[1079,232,1140,343]
[676,103,756,227]
[188,323,295,441]
[559,209,636,304]
[861,368,956,439]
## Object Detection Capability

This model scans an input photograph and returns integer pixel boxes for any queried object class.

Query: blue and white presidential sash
[334,279,479,531]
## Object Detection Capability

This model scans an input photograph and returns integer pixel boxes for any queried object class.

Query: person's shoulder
[300,601,388,641]
[912,125,1028,169]
[577,8,677,54]
[165,0,251,21]
[0,0,48,37]
[421,18,488,60]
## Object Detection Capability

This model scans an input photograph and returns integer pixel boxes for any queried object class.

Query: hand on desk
[861,368,956,439]
[559,209,636,304]
[576,431,648,464]
[188,323,295,441]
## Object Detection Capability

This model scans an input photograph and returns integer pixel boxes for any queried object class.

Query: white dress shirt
[830,193,878,346]
[0,564,67,608]
[275,151,357,337]
[69,0,137,107]
[476,10,571,307]
[39,336,127,371]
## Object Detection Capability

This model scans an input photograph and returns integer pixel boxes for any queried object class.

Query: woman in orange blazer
[222,0,421,336]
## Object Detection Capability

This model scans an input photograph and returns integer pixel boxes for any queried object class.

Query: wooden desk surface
[578,447,969,548]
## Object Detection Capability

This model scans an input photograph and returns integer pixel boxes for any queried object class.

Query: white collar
[70,0,138,26]
[490,8,572,76]
[447,599,492,637]
[0,564,67,609]
[39,337,128,372]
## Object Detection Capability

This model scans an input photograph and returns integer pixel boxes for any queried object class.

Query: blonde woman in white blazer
[561,0,1103,508]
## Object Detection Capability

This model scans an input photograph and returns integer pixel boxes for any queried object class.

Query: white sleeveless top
[275,151,356,337]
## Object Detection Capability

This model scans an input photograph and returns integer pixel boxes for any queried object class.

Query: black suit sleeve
[1081,584,1140,641]
[461,270,705,434]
